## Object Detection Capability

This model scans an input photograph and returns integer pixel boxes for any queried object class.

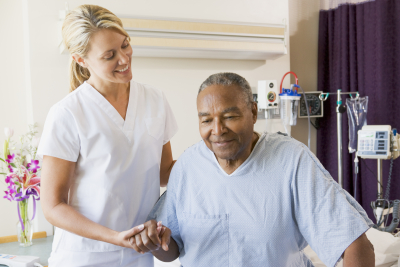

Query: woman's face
[80,28,133,84]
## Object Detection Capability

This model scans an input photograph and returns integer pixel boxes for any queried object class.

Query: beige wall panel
[130,37,284,52]
[121,18,285,36]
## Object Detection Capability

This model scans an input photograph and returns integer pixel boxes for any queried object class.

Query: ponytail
[69,59,90,92]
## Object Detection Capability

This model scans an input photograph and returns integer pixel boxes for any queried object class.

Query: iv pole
[320,89,358,187]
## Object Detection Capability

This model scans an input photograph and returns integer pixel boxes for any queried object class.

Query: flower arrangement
[1,124,41,247]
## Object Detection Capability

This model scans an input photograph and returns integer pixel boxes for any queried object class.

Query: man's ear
[252,102,258,124]
[72,54,87,68]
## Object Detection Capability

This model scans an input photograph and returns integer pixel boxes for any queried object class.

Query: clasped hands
[119,220,171,254]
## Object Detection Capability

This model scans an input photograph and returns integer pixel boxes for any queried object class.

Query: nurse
[37,5,178,267]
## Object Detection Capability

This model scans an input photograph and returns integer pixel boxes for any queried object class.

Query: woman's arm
[160,142,175,187]
[41,155,144,248]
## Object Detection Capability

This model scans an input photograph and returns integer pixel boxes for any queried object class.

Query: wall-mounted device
[257,72,305,138]
[257,79,287,134]
[298,91,323,118]
[257,80,280,119]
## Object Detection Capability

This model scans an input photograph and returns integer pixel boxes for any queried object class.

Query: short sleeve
[37,105,80,162]
[162,93,178,145]
[147,163,184,253]
[291,147,373,267]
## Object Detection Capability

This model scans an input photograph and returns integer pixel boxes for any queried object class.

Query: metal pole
[377,159,383,198]
[337,90,343,187]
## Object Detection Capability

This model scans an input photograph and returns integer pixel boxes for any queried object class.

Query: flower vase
[16,198,33,247]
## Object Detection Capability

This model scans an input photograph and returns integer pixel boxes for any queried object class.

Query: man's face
[197,84,257,161]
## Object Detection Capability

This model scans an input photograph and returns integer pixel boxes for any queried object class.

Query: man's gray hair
[198,73,254,107]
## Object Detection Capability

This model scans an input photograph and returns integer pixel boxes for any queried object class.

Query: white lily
[4,127,14,139]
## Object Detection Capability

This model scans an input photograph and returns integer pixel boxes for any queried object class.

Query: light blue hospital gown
[148,132,373,267]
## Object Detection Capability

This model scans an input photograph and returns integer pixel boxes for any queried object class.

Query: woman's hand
[115,224,146,249]
[129,220,172,254]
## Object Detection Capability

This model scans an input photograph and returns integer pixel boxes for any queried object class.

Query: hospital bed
[305,228,400,267]
[154,228,400,267]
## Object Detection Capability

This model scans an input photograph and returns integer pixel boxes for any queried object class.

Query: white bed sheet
[304,228,400,267]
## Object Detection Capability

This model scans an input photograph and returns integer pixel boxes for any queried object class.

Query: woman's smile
[115,64,130,74]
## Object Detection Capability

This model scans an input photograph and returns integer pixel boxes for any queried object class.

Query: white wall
[0,0,28,237]
[288,0,320,154]
[0,0,292,237]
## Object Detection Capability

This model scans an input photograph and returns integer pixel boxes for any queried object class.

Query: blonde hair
[62,5,130,92]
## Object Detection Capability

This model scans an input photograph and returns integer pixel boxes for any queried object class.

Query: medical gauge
[257,79,290,138]
[355,125,400,233]
[298,92,323,118]
[258,80,279,119]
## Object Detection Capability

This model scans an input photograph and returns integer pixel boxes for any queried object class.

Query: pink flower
[5,153,15,164]
[27,160,40,173]
[7,173,19,183]
[5,175,12,183]
[7,165,13,173]
[3,191,14,201]
[7,183,17,194]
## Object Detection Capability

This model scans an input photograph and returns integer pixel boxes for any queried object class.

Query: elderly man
[131,73,375,267]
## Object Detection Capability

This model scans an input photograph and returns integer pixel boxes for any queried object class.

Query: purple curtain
[317,0,400,221]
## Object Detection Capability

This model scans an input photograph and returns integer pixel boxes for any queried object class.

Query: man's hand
[343,233,374,267]
[129,220,172,254]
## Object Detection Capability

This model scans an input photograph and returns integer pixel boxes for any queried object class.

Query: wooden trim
[0,235,17,244]
[33,231,47,239]
[0,231,47,244]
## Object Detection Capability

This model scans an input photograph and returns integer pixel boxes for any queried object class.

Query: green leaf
[10,163,16,168]
[0,172,6,175]
[0,158,4,163]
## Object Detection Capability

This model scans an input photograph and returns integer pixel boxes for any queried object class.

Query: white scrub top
[37,80,178,252]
